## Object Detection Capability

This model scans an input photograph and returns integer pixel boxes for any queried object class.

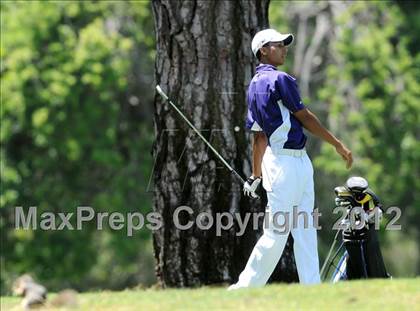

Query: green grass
[2,278,419,311]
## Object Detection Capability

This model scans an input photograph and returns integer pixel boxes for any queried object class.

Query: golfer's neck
[259,60,278,67]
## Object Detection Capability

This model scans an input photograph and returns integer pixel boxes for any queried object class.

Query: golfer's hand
[335,143,353,169]
[243,176,262,198]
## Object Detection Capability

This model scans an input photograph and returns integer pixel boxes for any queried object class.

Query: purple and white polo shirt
[245,64,307,150]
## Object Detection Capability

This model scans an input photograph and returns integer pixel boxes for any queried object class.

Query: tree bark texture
[151,0,298,287]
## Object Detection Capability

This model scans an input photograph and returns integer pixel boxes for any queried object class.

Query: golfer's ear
[260,46,268,57]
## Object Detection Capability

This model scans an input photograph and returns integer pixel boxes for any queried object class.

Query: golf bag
[321,177,390,282]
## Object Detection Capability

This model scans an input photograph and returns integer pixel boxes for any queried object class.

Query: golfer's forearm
[252,132,267,177]
[296,109,342,148]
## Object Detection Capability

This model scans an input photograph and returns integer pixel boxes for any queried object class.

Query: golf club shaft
[156,85,246,184]
[320,229,342,279]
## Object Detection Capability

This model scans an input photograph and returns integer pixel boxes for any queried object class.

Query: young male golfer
[229,29,353,289]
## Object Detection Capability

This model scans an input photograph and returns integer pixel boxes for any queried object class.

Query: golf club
[155,85,247,185]
[320,229,342,279]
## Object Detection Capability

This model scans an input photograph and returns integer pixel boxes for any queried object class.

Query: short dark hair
[256,42,270,61]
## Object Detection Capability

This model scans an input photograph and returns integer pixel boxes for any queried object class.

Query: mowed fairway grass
[1,278,419,311]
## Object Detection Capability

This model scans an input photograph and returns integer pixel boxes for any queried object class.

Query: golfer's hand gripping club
[243,176,262,199]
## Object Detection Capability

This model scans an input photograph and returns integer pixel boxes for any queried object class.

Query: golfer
[229,29,353,289]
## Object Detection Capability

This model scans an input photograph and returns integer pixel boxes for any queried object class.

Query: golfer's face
[269,42,287,65]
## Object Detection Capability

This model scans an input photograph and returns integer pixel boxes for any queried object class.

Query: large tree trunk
[151,0,298,287]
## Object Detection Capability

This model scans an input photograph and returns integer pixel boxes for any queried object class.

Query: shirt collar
[256,63,278,72]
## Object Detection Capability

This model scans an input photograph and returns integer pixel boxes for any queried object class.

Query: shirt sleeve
[275,73,306,113]
[245,109,263,131]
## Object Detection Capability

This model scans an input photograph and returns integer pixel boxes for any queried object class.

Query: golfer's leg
[291,211,320,284]
[291,160,320,284]
[232,173,294,289]
[230,155,296,289]
[233,228,289,288]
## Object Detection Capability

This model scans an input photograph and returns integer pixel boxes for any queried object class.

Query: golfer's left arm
[252,131,268,177]
[294,108,353,168]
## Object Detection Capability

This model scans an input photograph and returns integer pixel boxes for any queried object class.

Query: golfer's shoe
[243,176,262,198]
[227,283,243,291]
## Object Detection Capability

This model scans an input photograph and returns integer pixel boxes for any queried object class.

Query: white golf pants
[232,147,320,288]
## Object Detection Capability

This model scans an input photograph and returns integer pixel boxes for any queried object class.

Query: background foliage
[1,1,155,293]
[1,0,419,293]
